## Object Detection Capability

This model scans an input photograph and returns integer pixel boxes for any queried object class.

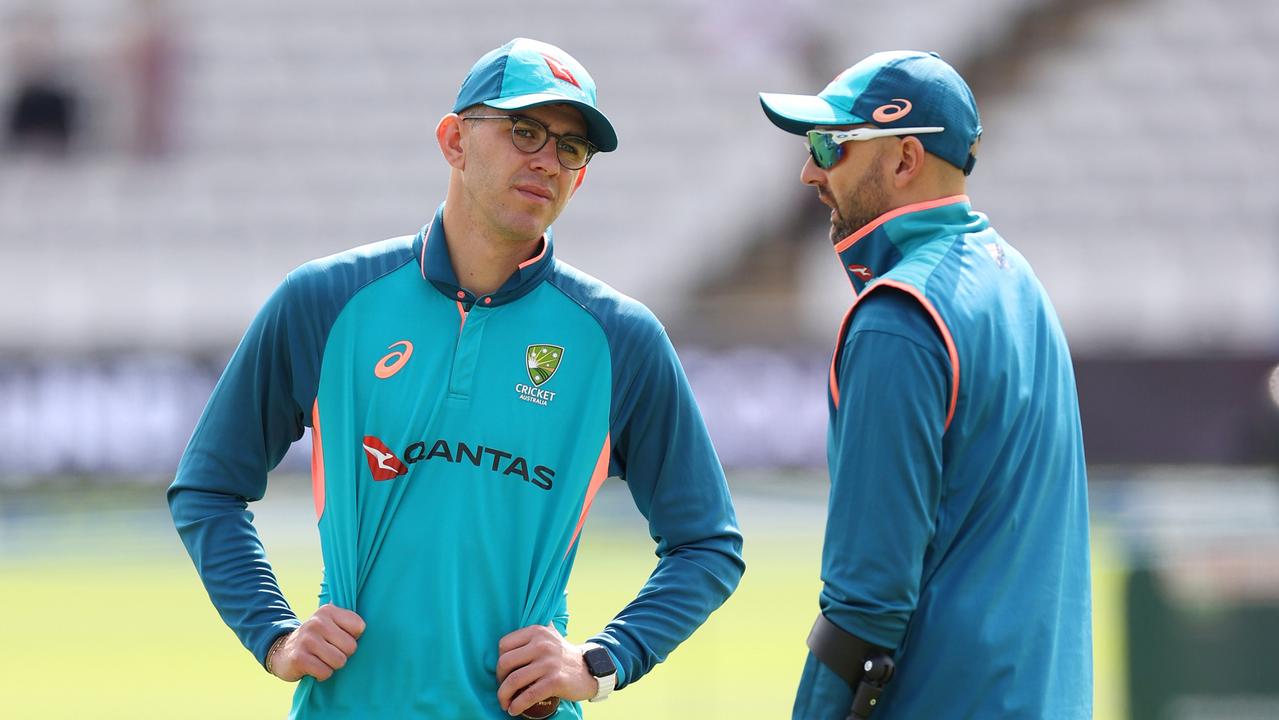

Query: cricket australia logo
[516,344,564,406]
[526,344,563,386]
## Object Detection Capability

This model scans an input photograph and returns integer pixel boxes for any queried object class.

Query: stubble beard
[829,160,891,245]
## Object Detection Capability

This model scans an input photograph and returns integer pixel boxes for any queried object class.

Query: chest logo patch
[374,340,414,379]
[985,242,1010,269]
[362,435,407,481]
[517,344,564,407]
[848,264,875,281]
[526,344,564,387]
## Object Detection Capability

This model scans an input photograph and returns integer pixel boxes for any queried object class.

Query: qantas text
[400,439,555,490]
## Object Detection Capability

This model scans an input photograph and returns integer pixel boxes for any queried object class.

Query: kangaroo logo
[848,265,875,281]
[362,436,407,481]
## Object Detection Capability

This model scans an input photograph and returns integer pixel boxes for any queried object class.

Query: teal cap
[760,51,982,174]
[453,38,618,152]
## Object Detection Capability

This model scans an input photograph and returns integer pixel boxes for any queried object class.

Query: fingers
[497,624,542,654]
[315,619,359,658]
[281,630,346,682]
[495,641,540,683]
[507,678,557,718]
[310,635,352,673]
[497,662,543,711]
[495,625,597,714]
[496,625,559,687]
[496,627,556,712]
[317,603,367,639]
[275,605,366,683]
[294,646,340,682]
[312,604,363,654]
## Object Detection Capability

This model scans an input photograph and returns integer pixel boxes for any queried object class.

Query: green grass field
[0,475,1123,719]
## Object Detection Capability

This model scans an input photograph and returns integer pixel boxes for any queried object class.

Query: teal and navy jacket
[168,204,745,719]
[793,196,1092,719]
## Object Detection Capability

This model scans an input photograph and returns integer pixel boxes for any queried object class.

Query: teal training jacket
[168,204,745,718]
[793,196,1092,719]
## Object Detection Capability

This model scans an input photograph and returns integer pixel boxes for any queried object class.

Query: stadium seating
[2,0,1276,477]
[965,0,1279,355]
[1,0,807,351]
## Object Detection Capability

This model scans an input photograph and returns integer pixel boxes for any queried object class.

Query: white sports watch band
[590,670,617,703]
[583,643,617,703]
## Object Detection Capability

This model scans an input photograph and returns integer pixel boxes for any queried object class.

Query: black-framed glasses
[805,126,945,169]
[463,114,598,170]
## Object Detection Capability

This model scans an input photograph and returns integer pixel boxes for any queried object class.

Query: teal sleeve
[588,328,745,689]
[166,243,413,670]
[795,289,949,718]
[166,278,308,668]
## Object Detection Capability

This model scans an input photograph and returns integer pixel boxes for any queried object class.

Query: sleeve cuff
[586,636,627,689]
[255,620,302,669]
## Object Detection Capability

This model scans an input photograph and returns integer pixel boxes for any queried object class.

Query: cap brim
[758,92,864,135]
[486,93,618,152]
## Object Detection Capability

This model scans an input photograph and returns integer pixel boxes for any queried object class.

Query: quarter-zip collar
[833,195,986,295]
[413,203,556,308]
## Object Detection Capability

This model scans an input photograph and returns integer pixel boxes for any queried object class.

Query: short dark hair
[457,105,492,118]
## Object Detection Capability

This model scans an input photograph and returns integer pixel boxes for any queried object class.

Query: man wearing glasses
[759,52,1091,718]
[169,38,744,719]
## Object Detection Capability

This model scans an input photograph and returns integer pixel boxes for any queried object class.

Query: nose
[800,153,823,187]
[528,140,561,176]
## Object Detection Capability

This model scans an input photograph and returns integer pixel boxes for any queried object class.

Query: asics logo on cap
[872,99,913,123]
[541,53,581,88]
[374,340,413,379]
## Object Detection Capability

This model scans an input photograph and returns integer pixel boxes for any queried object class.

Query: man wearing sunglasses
[169,38,744,719]
[760,51,1091,718]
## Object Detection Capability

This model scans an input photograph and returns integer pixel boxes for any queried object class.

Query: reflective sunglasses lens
[806,131,839,169]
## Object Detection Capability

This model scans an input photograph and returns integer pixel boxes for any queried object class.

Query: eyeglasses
[805,126,945,170]
[463,114,598,170]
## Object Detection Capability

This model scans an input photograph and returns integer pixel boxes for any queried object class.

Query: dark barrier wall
[0,353,1275,478]
[1075,358,1279,465]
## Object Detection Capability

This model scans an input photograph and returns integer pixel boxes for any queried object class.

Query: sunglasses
[805,126,945,169]
[463,114,598,170]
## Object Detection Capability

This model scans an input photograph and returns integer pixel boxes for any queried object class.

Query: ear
[891,136,927,189]
[437,113,465,170]
[570,165,587,195]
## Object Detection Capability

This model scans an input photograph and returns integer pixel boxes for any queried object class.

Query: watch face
[584,647,616,677]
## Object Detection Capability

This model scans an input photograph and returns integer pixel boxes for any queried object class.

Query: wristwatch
[581,643,617,703]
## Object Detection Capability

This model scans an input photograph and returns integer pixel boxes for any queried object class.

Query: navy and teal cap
[453,38,618,152]
[759,51,982,174]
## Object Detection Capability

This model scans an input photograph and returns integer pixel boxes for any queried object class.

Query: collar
[833,195,986,295]
[413,203,556,308]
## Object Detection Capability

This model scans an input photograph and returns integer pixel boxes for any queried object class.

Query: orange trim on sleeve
[310,399,326,519]
[563,434,611,560]
[832,195,969,253]
[828,282,960,431]
[876,280,960,430]
[828,305,858,409]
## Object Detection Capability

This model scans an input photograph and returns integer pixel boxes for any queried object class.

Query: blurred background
[1,0,1277,717]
